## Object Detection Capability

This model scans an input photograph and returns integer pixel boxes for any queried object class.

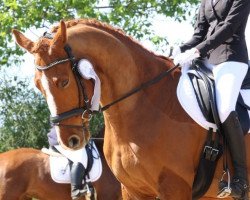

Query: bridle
[36,33,92,129]
[36,32,179,129]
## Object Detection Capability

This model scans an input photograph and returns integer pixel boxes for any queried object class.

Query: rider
[48,127,87,200]
[172,0,250,198]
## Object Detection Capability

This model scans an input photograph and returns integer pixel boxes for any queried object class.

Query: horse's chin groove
[68,135,81,149]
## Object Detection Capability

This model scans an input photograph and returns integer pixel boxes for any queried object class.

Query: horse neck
[68,26,133,103]
[68,25,178,123]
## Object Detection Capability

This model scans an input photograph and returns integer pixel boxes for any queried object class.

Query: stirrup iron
[85,183,96,200]
[217,170,232,198]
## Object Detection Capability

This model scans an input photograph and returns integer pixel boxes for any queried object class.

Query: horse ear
[52,20,67,47]
[12,29,35,53]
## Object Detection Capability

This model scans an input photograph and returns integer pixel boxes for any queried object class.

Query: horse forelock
[33,36,68,68]
[32,38,51,54]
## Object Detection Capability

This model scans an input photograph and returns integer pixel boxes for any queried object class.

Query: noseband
[35,33,92,128]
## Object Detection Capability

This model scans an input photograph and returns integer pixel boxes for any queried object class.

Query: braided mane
[52,19,126,38]
[51,19,170,61]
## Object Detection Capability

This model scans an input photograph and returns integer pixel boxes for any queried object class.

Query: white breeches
[204,61,248,123]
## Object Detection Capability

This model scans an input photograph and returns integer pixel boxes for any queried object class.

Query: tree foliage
[0,77,50,152]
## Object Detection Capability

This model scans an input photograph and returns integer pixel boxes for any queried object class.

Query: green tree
[0,76,50,152]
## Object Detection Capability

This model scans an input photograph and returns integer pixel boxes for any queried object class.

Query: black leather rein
[100,63,179,112]
[36,32,179,127]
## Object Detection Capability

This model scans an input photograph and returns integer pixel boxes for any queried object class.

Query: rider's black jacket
[180,0,250,65]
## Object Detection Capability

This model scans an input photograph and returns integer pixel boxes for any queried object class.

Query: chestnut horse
[12,19,250,199]
[0,140,122,200]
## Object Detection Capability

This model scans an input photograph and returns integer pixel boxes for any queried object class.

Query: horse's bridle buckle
[203,145,219,161]
[82,110,92,121]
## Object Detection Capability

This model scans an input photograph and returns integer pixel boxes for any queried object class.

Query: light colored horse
[12,19,250,199]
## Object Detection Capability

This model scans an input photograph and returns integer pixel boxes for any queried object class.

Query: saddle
[188,59,250,199]
[188,59,250,135]
[50,141,95,179]
[42,140,102,200]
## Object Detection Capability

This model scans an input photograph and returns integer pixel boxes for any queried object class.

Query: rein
[36,32,179,126]
[100,63,179,112]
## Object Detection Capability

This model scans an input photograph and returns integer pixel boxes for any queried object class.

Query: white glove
[171,46,181,58]
[174,48,200,67]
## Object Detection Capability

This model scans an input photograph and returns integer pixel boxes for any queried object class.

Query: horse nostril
[68,135,80,149]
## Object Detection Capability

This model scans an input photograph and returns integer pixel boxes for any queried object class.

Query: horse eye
[52,76,69,88]
[60,79,69,88]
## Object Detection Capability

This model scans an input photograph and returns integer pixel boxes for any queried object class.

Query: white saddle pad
[49,142,102,184]
[177,69,250,133]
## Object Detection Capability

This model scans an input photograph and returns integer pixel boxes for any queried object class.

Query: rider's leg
[69,161,87,200]
[220,111,248,198]
[213,61,249,199]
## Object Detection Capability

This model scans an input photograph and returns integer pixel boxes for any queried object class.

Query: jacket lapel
[210,0,223,21]
[212,0,222,7]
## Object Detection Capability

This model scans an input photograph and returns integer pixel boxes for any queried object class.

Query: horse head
[12,21,95,150]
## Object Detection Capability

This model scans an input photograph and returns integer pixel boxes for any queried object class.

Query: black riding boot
[218,111,248,199]
[70,162,87,200]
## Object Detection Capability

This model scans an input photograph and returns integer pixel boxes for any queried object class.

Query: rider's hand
[171,46,181,58]
[174,48,200,67]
